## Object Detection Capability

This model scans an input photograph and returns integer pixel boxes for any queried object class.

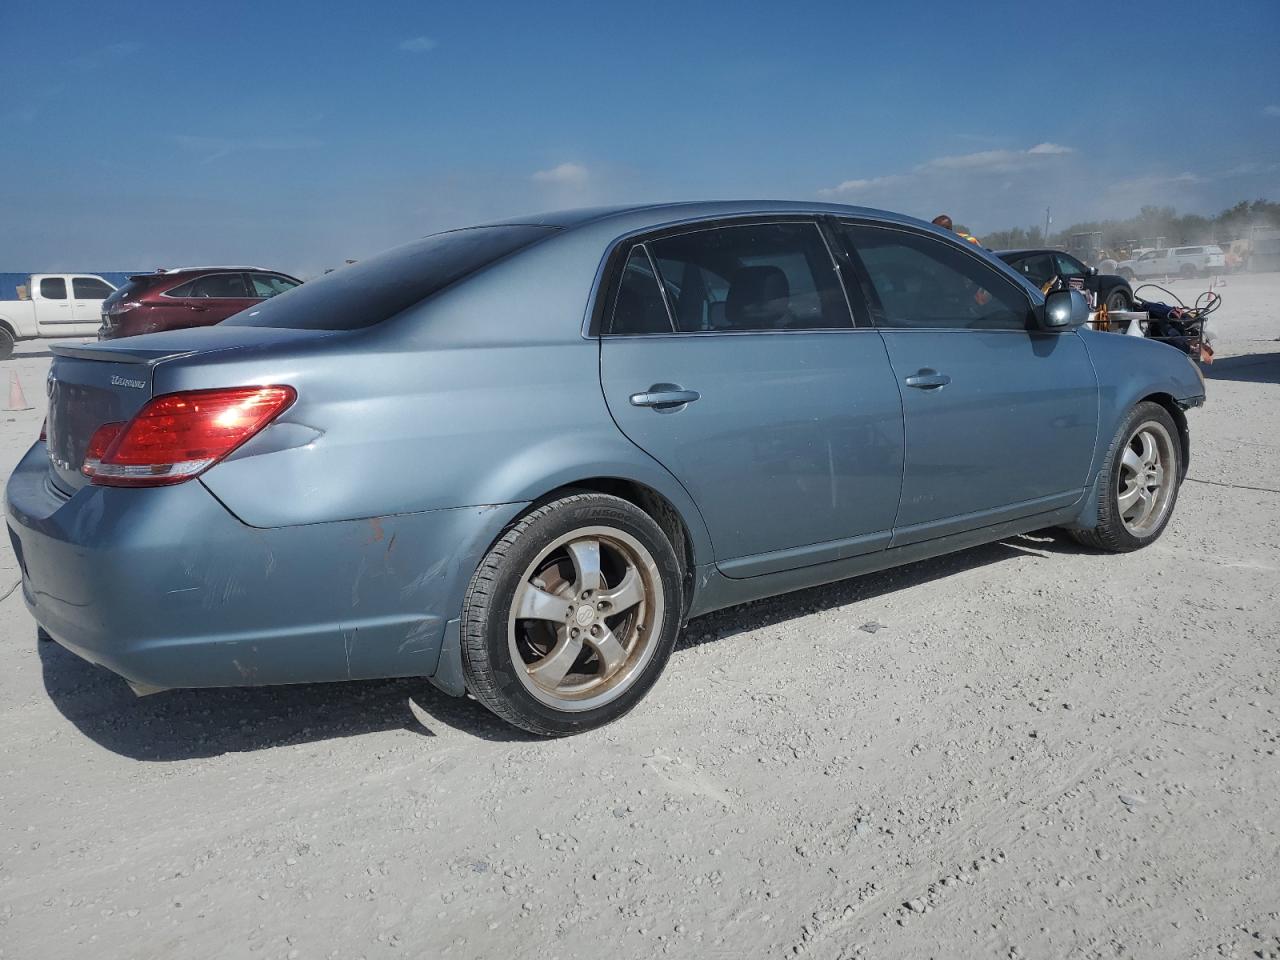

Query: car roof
[480,200,935,234]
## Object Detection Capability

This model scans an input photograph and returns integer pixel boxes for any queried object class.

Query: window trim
[39,277,68,300]
[589,215,861,338]
[832,218,1044,334]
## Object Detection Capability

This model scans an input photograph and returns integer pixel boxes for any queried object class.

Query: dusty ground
[1,275,1277,960]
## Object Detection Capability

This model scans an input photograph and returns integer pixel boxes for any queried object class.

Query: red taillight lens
[81,421,126,477]
[88,385,296,487]
[39,418,48,442]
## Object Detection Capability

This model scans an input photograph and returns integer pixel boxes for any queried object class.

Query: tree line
[978,200,1280,251]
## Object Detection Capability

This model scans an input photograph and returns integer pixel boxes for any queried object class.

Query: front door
[835,221,1098,545]
[598,220,905,577]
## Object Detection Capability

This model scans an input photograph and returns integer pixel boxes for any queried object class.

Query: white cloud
[819,174,907,197]
[821,143,1076,196]
[398,36,437,53]
[1027,142,1073,155]
[1264,104,1280,117]
[532,162,589,185]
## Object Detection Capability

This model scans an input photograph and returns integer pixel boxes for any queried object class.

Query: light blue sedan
[6,202,1205,735]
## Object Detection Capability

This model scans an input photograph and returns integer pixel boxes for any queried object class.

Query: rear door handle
[630,385,700,409]
[904,370,951,390]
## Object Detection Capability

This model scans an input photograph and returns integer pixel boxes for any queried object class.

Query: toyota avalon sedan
[6,202,1205,736]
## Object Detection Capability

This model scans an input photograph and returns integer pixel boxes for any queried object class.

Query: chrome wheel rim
[508,527,664,712]
[1117,421,1176,536]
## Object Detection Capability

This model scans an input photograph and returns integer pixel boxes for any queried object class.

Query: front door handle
[904,370,951,390]
[630,384,700,410]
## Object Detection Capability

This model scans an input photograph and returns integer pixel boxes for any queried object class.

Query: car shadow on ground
[9,349,53,359]
[39,530,1086,759]
[1205,351,1280,384]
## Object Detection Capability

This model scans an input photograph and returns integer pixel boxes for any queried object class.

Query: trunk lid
[45,326,338,494]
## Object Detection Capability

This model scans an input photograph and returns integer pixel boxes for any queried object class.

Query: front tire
[1071,402,1182,552]
[0,328,14,361]
[1104,287,1133,312]
[461,493,683,736]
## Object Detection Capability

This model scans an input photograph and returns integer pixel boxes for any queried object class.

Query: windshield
[225,225,558,331]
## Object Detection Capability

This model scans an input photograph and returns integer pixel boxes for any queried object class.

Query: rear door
[164,272,257,327]
[835,220,1098,545]
[70,276,116,332]
[598,219,905,577]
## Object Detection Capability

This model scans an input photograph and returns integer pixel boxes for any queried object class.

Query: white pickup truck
[0,273,116,359]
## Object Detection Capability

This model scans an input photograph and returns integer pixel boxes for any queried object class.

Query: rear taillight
[86,385,296,487]
[38,418,47,442]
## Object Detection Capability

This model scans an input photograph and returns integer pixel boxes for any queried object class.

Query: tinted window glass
[40,277,67,299]
[72,277,114,299]
[644,222,850,332]
[249,273,301,298]
[227,225,556,331]
[1176,247,1202,256]
[1009,253,1055,287]
[184,273,250,298]
[1054,254,1086,277]
[840,224,1031,331]
[609,246,673,335]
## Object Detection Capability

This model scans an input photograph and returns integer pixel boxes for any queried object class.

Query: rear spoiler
[49,341,197,364]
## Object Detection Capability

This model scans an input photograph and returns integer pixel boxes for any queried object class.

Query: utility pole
[1043,206,1052,245]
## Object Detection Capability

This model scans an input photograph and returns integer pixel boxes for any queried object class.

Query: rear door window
[1010,254,1055,287]
[226,225,557,330]
[72,277,115,299]
[40,277,67,299]
[640,221,851,333]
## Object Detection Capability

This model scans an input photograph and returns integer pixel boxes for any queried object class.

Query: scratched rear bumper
[5,442,523,690]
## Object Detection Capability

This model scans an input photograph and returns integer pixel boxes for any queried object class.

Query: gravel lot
[1,275,1277,960]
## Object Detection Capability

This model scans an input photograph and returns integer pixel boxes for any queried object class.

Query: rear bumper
[5,442,523,690]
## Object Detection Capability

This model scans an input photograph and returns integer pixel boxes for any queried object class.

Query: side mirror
[1040,288,1089,331]
[1086,265,1098,277]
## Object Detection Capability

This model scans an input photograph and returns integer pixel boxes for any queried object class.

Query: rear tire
[0,328,14,361]
[461,493,683,736]
[1071,402,1182,553]
[1180,263,1198,279]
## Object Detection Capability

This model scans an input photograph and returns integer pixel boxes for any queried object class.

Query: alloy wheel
[1117,421,1176,536]
[508,526,664,711]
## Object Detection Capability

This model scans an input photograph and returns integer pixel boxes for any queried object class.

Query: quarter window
[638,222,852,333]
[839,224,1032,331]
[609,246,674,335]
[249,273,301,298]
[40,277,67,299]
[72,277,114,299]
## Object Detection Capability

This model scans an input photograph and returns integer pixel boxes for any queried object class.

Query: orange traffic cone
[8,371,32,411]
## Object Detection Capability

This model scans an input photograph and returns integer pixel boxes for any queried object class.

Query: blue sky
[3,0,1278,274]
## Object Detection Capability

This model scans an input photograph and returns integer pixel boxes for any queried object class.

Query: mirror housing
[1039,288,1089,331]
[1087,265,1098,277]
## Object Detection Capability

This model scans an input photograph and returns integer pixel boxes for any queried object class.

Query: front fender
[1071,329,1203,527]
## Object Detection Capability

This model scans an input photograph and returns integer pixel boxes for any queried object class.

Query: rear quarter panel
[177,232,714,565]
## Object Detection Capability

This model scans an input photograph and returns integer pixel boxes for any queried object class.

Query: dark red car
[98,266,302,339]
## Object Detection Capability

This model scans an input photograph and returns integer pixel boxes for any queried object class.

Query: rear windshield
[102,279,149,309]
[224,225,557,331]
